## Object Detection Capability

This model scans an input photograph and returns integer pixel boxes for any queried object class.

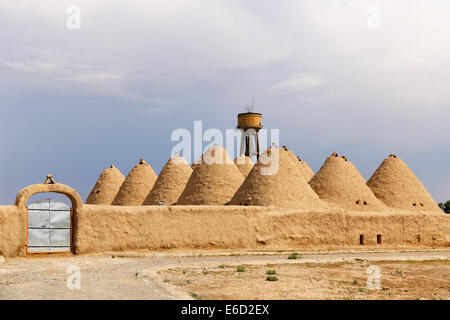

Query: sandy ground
[0,249,449,300]
[162,260,450,300]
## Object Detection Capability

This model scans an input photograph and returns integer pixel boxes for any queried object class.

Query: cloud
[4,60,59,73]
[268,74,325,94]
[1,0,450,203]
[138,107,173,116]
[64,73,121,83]
[4,60,120,83]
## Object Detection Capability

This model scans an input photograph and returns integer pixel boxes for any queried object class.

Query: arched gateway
[15,175,83,254]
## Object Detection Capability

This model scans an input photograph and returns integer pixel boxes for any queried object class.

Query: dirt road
[0,249,449,300]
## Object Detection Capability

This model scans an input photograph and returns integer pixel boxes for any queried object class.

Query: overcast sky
[0,0,449,204]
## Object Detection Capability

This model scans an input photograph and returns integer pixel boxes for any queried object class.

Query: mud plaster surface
[86,166,124,205]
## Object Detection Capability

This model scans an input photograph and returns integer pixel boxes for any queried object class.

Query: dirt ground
[162,260,450,300]
[0,249,449,300]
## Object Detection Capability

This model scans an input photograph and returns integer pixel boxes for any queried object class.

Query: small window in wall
[359,234,364,245]
[377,234,382,244]
[417,235,421,243]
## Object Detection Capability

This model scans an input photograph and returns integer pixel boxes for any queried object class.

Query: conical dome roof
[296,156,315,182]
[191,156,202,171]
[367,154,441,212]
[143,154,192,205]
[282,146,315,181]
[86,165,125,205]
[177,145,244,205]
[230,147,326,209]
[234,155,254,178]
[309,152,385,211]
[112,159,158,206]
[283,147,298,162]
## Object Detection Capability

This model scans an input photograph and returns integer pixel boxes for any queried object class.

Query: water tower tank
[237,112,263,131]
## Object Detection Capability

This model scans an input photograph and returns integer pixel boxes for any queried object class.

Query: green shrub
[236,265,245,272]
[288,252,301,260]
[266,276,279,282]
[266,270,276,275]
[190,292,202,300]
[395,269,403,275]
[438,201,450,214]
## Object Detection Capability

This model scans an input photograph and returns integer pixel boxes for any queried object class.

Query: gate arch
[15,176,83,254]
[15,182,83,210]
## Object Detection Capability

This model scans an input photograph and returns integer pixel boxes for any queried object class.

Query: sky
[0,0,449,204]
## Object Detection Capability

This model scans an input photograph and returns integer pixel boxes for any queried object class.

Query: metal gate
[27,199,72,253]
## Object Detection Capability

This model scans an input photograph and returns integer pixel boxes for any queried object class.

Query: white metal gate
[27,199,72,253]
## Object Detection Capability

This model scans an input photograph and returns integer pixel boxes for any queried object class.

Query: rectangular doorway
[27,199,72,253]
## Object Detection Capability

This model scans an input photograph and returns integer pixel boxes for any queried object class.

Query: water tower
[237,105,263,159]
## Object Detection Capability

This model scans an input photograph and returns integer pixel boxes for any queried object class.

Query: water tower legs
[240,129,260,160]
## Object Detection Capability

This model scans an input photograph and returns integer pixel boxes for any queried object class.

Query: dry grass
[161,260,450,300]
